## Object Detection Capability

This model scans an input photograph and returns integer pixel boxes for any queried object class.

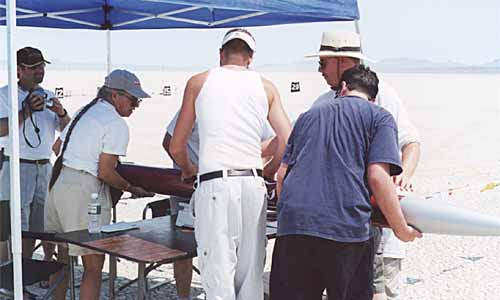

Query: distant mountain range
[1,58,499,73]
[256,58,500,73]
[374,58,500,73]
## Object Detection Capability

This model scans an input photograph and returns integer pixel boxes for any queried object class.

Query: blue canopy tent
[3,0,358,29]
[1,0,359,298]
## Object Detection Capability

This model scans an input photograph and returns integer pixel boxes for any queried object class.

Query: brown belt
[21,158,50,165]
[2,156,50,165]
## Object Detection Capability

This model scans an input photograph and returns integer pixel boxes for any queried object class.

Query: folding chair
[0,201,66,300]
[142,198,171,220]
[143,198,203,295]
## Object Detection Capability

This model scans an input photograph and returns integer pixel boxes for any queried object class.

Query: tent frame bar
[0,4,269,29]
[0,5,101,27]
[210,11,267,26]
[114,6,202,27]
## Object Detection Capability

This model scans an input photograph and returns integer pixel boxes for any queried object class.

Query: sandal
[23,289,39,300]
[39,256,56,289]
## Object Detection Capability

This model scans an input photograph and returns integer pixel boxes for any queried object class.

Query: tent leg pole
[6,0,24,299]
[107,30,112,74]
[354,20,367,64]
[355,20,361,34]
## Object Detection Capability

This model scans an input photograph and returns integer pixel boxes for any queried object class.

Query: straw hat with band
[305,30,373,62]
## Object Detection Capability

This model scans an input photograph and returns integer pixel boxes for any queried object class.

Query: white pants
[194,175,267,300]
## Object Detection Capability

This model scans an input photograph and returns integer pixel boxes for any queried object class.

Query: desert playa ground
[9,70,500,299]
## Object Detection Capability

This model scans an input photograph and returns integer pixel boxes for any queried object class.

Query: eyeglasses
[118,92,142,107]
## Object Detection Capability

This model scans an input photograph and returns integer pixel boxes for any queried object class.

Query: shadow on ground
[25,264,205,300]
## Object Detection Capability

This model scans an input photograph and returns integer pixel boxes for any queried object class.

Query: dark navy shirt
[277,95,402,242]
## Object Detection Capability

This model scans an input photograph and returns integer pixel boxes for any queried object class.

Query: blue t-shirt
[277,95,402,243]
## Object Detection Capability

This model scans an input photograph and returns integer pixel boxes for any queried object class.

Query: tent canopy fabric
[0,0,359,30]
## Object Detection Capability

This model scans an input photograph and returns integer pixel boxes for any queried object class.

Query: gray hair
[97,86,114,100]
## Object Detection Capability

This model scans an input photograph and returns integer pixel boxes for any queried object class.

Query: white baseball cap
[221,28,256,52]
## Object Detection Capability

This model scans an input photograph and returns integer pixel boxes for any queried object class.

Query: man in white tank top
[170,29,291,300]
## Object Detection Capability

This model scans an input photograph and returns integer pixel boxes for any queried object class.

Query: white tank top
[195,67,269,174]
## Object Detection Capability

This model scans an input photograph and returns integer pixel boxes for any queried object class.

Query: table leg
[69,256,76,300]
[112,207,117,223]
[138,262,147,300]
[109,255,117,300]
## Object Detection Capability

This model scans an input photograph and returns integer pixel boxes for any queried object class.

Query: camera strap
[21,90,42,149]
[0,148,4,170]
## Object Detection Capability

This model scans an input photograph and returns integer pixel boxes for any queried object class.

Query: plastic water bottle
[88,193,101,234]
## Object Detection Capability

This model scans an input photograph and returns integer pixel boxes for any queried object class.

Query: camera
[31,87,47,99]
[30,87,53,109]
[45,98,54,108]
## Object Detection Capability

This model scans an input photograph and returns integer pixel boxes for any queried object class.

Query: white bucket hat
[305,30,373,62]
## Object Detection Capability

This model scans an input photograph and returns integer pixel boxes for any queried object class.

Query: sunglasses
[118,92,142,107]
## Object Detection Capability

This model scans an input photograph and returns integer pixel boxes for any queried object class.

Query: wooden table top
[56,216,195,263]
[84,234,187,263]
[56,216,277,264]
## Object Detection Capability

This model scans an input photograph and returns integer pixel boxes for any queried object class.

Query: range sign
[162,85,172,96]
[55,87,64,99]
[290,82,300,93]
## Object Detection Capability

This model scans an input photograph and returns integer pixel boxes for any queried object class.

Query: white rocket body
[400,195,500,236]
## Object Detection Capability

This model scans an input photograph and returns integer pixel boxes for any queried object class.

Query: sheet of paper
[101,222,139,233]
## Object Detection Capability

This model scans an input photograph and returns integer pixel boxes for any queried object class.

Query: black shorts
[270,234,374,300]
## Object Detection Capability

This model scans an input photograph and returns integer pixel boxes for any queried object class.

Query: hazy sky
[0,0,499,68]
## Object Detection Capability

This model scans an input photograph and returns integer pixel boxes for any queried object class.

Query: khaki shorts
[373,254,402,298]
[45,166,112,256]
